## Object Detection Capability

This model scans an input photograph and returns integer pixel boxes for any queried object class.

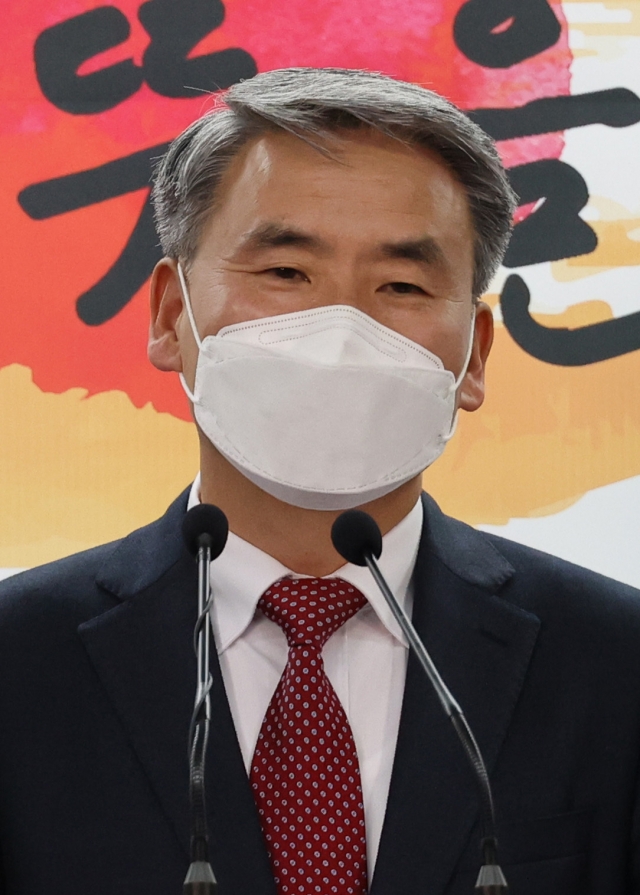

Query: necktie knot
[259,577,367,650]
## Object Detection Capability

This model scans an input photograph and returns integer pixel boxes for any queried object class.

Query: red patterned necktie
[250,577,369,895]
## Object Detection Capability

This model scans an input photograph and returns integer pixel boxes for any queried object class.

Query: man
[1,67,640,895]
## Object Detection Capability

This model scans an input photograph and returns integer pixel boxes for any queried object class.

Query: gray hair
[152,67,516,297]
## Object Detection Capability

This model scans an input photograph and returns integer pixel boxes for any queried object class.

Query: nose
[310,266,377,320]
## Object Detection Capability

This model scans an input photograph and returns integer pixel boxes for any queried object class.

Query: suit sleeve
[629,750,640,892]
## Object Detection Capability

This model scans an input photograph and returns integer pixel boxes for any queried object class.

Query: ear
[148,258,186,373]
[458,300,494,412]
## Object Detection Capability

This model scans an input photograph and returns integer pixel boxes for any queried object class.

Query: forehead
[198,127,474,260]
[218,126,467,206]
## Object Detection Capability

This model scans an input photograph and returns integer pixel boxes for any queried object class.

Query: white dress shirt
[188,477,423,882]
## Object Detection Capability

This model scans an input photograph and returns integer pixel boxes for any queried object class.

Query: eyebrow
[378,236,448,270]
[234,223,449,271]
[236,223,331,254]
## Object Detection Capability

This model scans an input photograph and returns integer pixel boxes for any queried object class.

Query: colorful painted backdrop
[1,0,639,583]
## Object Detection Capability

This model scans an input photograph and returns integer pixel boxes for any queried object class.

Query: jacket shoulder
[480,528,640,644]
[422,492,640,631]
[0,540,124,630]
[0,487,191,631]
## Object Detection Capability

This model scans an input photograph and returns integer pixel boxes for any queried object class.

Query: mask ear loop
[444,306,477,442]
[177,261,202,404]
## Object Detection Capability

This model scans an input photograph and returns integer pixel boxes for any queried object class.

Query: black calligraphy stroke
[19,0,640,365]
[17,88,640,332]
[504,160,598,267]
[138,0,255,99]
[470,88,640,140]
[454,0,561,68]
[501,275,640,366]
[18,145,166,219]
[35,7,143,115]
[76,194,161,324]
[19,146,167,325]
[34,0,256,115]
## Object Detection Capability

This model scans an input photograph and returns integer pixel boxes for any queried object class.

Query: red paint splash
[0,0,571,420]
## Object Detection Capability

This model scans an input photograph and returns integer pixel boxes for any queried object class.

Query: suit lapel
[371,495,540,895]
[77,491,275,895]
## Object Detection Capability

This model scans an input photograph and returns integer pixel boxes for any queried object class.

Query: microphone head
[182,504,229,560]
[331,510,382,567]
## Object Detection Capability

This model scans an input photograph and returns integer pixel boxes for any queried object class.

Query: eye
[384,281,427,295]
[267,267,308,281]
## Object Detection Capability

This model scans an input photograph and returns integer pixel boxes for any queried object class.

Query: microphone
[182,504,229,895]
[331,510,508,895]
[182,504,229,559]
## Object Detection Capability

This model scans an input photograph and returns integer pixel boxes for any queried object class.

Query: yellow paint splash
[563,0,640,38]
[0,365,198,566]
[425,300,640,523]
[2,294,640,567]
[552,198,640,281]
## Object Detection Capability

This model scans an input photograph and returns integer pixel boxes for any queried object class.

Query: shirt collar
[187,474,423,652]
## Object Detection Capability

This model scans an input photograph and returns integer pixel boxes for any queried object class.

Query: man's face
[150,127,493,413]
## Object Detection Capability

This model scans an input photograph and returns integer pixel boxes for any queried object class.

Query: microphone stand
[183,538,217,895]
[364,554,508,894]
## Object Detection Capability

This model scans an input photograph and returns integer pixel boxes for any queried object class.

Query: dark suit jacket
[1,489,640,894]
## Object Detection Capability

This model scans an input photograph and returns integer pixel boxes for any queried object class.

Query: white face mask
[177,264,475,511]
